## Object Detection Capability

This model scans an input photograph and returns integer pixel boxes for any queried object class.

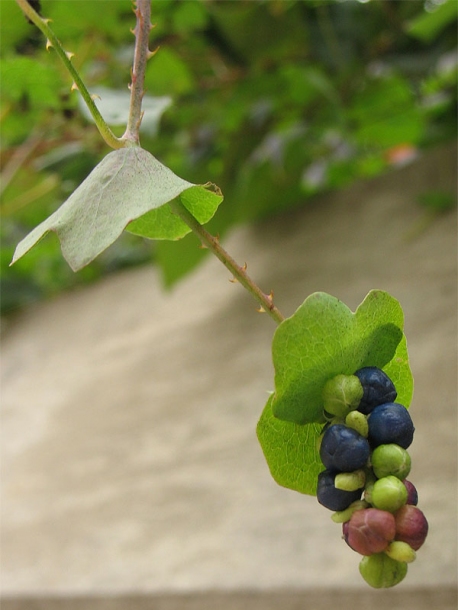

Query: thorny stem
[15,0,286,326]
[124,1,285,324]
[15,0,124,150]
[123,0,153,144]
[169,199,285,325]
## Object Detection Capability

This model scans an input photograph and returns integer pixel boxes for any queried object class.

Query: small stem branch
[123,0,152,144]
[15,0,124,150]
[169,199,285,325]
[0,127,43,198]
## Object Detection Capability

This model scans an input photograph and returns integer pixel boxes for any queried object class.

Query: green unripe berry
[335,469,366,492]
[371,476,408,512]
[345,410,369,437]
[359,553,408,588]
[384,541,417,564]
[331,499,370,523]
[371,444,411,480]
[322,374,363,419]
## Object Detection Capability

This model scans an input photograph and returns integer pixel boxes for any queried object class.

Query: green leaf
[348,75,424,149]
[144,47,195,96]
[417,190,456,211]
[257,290,413,496]
[271,290,411,425]
[407,0,458,43]
[11,147,223,271]
[0,57,62,110]
[46,0,133,42]
[127,182,223,241]
[0,0,30,55]
[172,0,209,34]
[256,394,323,496]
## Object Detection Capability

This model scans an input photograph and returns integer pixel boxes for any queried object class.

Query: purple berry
[403,480,418,506]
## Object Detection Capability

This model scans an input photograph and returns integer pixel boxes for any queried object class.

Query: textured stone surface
[1,588,458,610]
[1,142,456,604]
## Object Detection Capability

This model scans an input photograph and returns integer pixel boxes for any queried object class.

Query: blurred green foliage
[1,0,457,314]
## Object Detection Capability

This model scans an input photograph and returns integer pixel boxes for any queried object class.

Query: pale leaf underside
[11,147,222,271]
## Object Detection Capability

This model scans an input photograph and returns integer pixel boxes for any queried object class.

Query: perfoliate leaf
[256,395,323,496]
[271,290,410,425]
[257,290,413,496]
[126,182,223,241]
[11,148,223,271]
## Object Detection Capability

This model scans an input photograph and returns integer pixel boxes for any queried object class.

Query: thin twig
[0,127,43,198]
[123,0,153,144]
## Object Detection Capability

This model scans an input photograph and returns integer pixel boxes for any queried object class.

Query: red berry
[343,508,396,556]
[394,505,428,550]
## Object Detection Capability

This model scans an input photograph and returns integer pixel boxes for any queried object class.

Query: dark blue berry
[320,424,370,472]
[354,367,397,414]
[368,402,414,449]
[317,469,363,511]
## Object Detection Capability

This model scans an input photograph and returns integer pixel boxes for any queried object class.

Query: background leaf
[77,87,172,137]
[2,0,456,310]
[11,148,222,271]
[0,57,61,110]
[271,290,411,424]
[407,0,458,43]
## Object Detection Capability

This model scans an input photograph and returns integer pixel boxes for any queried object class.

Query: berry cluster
[316,366,428,588]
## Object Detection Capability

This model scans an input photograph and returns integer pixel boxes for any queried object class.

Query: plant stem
[123,0,153,145]
[169,199,285,325]
[15,0,124,150]
[16,0,285,326]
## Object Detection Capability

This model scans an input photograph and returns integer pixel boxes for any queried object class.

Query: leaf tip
[202,182,223,198]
